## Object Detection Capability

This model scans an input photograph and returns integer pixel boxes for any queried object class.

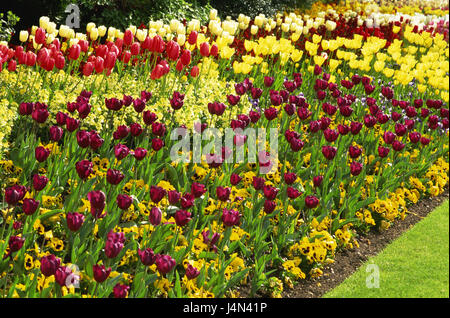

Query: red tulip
[130,42,140,56]
[210,44,219,57]
[55,55,65,69]
[4,185,27,206]
[199,42,210,57]
[75,160,93,179]
[190,65,199,77]
[7,59,17,72]
[68,44,81,60]
[83,62,94,76]
[322,145,337,160]
[105,52,117,69]
[7,236,25,255]
[185,264,200,280]
[26,51,37,66]
[134,147,148,161]
[33,174,49,191]
[166,40,180,61]
[35,27,46,44]
[124,29,134,46]
[180,49,191,65]
[87,190,106,219]
[313,175,323,187]
[287,187,302,199]
[188,31,198,45]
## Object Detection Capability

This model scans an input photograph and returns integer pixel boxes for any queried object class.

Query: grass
[324,200,449,298]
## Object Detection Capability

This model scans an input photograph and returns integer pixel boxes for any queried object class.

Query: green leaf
[174,270,182,298]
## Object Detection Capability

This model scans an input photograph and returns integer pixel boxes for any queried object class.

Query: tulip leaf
[174,270,182,297]
[198,251,218,260]
[165,163,180,190]
[38,209,63,221]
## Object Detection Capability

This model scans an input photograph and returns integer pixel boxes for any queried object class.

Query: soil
[237,188,449,298]
[282,188,449,298]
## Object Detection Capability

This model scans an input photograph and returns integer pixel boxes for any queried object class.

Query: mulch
[281,188,449,298]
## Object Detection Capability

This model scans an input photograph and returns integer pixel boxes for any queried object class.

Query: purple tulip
[40,255,61,277]
[33,174,48,191]
[155,254,176,275]
[222,208,241,227]
[66,212,85,231]
[35,146,50,162]
[116,194,133,210]
[174,210,192,227]
[149,207,162,226]
[23,198,39,215]
[113,283,130,298]
[93,264,111,283]
[138,248,157,266]
[305,195,320,209]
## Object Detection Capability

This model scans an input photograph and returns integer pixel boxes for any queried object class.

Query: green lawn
[324,200,449,298]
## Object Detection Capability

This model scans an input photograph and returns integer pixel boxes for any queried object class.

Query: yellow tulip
[129,25,137,36]
[383,68,394,78]
[291,49,303,62]
[374,60,385,72]
[233,61,242,74]
[325,20,336,31]
[291,32,301,42]
[19,31,29,42]
[314,55,326,66]
[312,34,322,44]
[329,59,341,71]
[244,40,254,52]
[169,19,180,33]
[89,28,99,41]
[177,34,186,46]
[210,8,218,20]
[281,23,290,33]
[220,46,235,59]
[136,29,146,42]
[86,22,96,33]
[255,16,264,28]
[98,25,107,37]
[107,27,116,39]
[39,16,50,30]
[251,25,258,35]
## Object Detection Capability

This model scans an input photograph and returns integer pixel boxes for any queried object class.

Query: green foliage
[0,11,20,42]
[46,0,213,31]
[205,0,317,19]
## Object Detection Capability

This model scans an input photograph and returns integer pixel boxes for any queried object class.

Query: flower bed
[0,0,448,298]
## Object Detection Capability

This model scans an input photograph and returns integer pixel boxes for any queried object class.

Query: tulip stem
[1,273,8,298]
[0,205,8,245]
[92,282,98,297]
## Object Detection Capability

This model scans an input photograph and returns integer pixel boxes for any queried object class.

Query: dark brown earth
[237,188,449,298]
